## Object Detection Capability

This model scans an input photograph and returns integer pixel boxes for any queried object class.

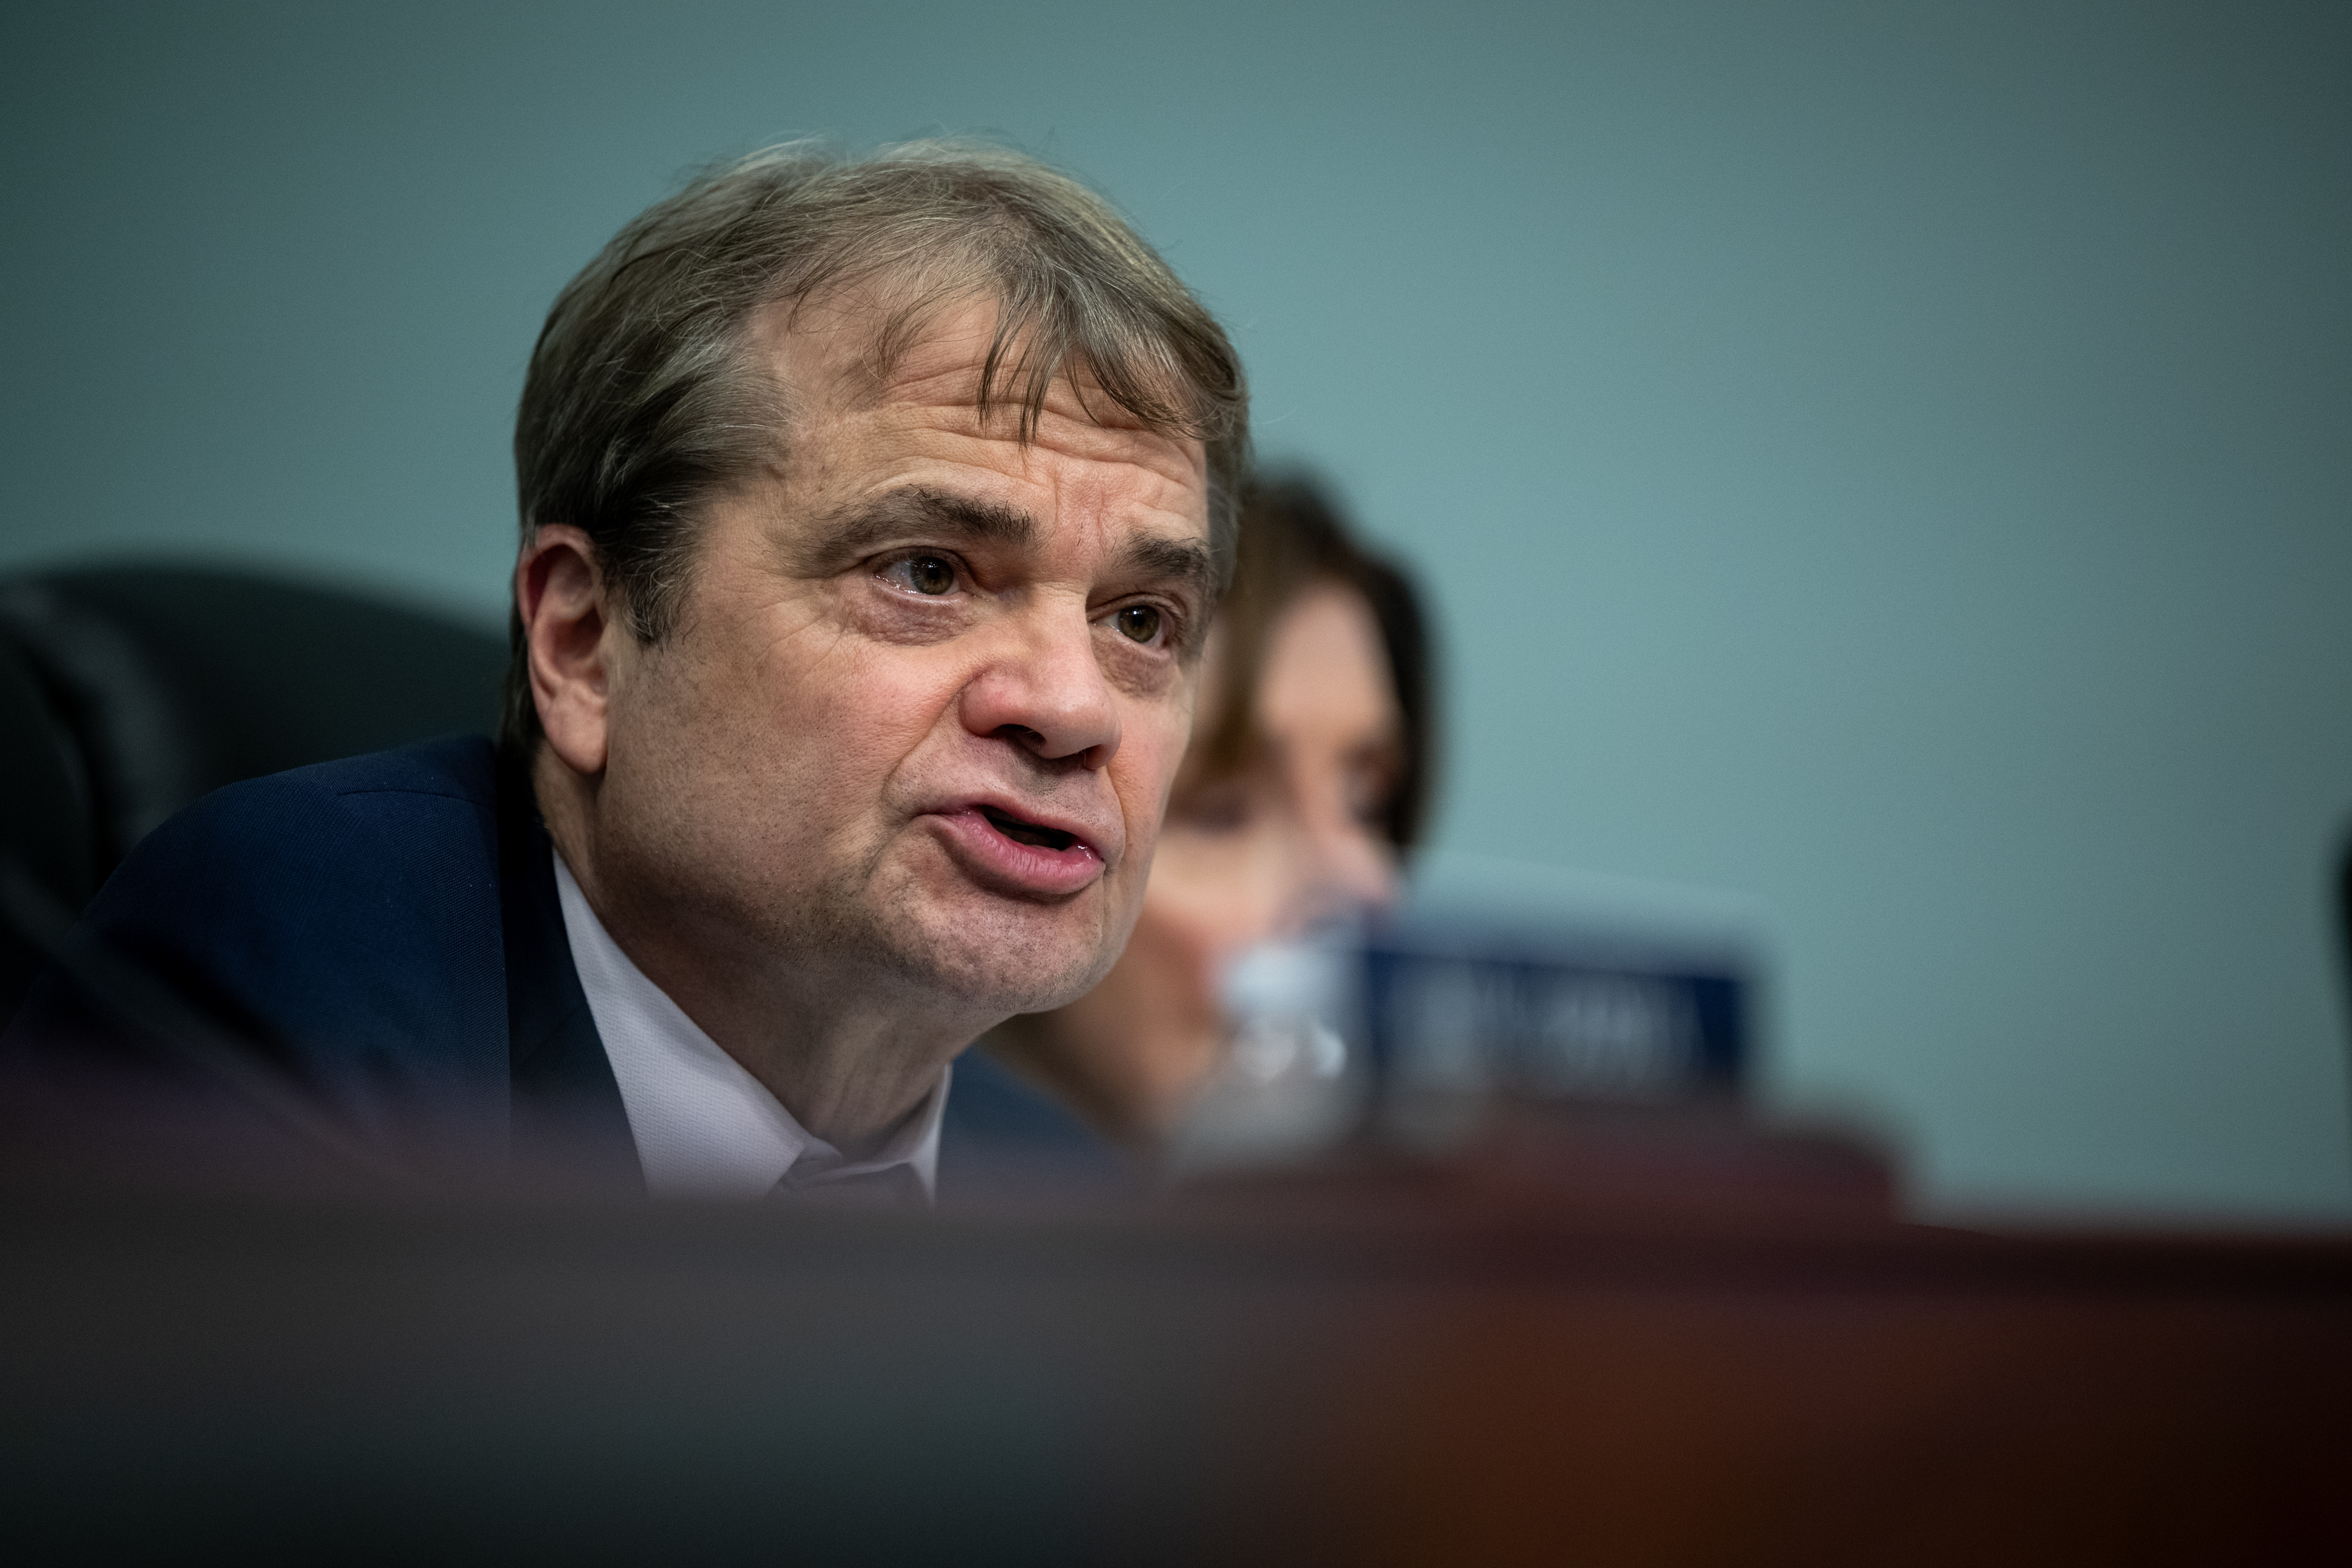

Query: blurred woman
[975,475,1437,1151]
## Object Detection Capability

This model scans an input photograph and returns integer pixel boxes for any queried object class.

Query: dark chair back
[0,564,506,1024]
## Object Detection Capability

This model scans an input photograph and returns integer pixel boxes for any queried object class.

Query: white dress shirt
[553,855,947,1201]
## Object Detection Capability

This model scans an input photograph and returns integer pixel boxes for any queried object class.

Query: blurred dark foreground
[3,1099,2347,1566]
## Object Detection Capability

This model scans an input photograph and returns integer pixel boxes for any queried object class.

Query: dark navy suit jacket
[6,734,1110,1191]
[6,735,640,1180]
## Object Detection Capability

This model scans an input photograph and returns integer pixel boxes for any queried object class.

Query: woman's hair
[1183,475,1438,849]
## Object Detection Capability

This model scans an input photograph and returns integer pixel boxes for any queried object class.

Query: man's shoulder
[142,732,499,876]
[13,734,516,1101]
[207,731,500,818]
[4,738,520,1128]
[108,731,506,960]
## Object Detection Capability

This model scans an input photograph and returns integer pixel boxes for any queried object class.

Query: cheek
[624,613,968,840]
[1113,706,1198,833]
[754,626,961,778]
[1144,829,1291,967]
[1118,885,1233,1025]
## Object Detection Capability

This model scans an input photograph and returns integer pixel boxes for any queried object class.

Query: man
[6,141,1248,1200]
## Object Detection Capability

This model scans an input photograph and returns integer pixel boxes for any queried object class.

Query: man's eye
[888,555,958,596]
[1112,604,1163,645]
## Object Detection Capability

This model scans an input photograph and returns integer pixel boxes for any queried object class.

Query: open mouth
[981,805,1078,852]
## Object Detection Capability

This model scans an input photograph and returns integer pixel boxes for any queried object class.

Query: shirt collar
[553,854,947,1201]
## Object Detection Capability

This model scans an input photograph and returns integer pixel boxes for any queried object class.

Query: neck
[533,749,986,1159]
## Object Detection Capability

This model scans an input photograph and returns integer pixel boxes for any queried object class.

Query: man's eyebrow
[1114,533,1219,606]
[798,484,1215,604]
[797,486,1038,567]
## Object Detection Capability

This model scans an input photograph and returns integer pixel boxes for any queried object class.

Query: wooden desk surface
[3,1169,2346,1565]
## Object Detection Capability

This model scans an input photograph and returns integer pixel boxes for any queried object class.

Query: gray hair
[504,138,1250,754]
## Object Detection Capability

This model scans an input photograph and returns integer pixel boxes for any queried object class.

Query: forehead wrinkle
[857,289,1168,428]
[879,326,1203,479]
[761,289,1209,493]
[875,382,1203,493]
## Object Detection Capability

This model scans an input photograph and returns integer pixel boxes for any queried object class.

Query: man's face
[589,296,1214,1023]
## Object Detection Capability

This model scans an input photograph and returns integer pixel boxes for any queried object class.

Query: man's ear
[516,525,619,778]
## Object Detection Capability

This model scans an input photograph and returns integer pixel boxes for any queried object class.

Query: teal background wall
[4,1,2348,1220]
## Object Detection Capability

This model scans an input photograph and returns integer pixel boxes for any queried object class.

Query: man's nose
[958,600,1122,769]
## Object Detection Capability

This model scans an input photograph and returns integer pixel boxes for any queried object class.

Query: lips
[978,804,1080,853]
[927,797,1112,899]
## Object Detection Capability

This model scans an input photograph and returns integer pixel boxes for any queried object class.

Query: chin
[885,887,1126,1016]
